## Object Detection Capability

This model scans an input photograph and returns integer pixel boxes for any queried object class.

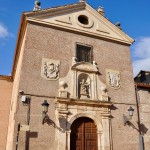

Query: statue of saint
[80,79,89,99]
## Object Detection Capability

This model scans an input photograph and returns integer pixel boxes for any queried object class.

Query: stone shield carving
[41,58,60,80]
[106,69,120,89]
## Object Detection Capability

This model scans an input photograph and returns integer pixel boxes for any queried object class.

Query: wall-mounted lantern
[123,106,134,126]
[41,100,49,124]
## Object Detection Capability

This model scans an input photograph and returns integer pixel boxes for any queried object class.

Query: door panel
[70,117,97,150]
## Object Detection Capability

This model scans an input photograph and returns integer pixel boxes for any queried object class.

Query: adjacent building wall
[137,88,150,149]
[0,77,12,150]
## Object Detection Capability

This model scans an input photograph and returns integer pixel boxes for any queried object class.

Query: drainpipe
[16,123,20,150]
[135,86,144,150]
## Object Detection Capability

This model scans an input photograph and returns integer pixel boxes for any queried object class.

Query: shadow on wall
[43,115,71,133]
[24,116,71,149]
[140,123,148,135]
[25,132,38,150]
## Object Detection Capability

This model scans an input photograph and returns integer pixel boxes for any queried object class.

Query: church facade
[0,1,144,150]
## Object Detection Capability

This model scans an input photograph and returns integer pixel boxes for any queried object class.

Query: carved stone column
[91,73,98,100]
[102,116,111,150]
[66,130,71,150]
[71,70,77,99]
[55,102,69,150]
[97,131,103,150]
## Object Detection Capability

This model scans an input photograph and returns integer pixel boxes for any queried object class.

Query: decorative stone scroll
[41,58,60,80]
[106,69,121,89]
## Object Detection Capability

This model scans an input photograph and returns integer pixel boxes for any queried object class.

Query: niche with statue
[78,73,91,99]
[58,57,109,101]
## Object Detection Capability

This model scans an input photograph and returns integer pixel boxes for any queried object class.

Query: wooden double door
[70,117,98,150]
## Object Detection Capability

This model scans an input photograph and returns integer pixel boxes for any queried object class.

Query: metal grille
[76,44,93,63]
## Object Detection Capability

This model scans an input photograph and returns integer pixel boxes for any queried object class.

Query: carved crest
[106,69,120,89]
[41,58,60,80]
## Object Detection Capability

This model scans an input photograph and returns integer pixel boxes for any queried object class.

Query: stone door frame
[66,113,104,150]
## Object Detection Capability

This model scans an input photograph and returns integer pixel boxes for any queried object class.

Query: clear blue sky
[1,0,150,76]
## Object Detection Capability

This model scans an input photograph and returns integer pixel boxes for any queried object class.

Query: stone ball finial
[33,0,41,11]
[115,22,122,30]
[72,57,77,65]
[59,81,67,90]
[101,86,107,92]
[80,0,86,2]
[97,6,104,16]
[93,61,96,66]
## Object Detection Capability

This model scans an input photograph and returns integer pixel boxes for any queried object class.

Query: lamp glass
[43,105,48,113]
[41,100,49,113]
[128,106,134,116]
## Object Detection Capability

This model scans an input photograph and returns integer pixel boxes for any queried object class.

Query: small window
[76,44,93,63]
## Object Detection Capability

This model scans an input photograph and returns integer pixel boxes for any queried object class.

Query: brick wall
[13,22,139,150]
[137,88,150,149]
[0,77,12,150]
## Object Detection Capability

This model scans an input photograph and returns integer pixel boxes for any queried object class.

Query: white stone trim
[67,112,103,132]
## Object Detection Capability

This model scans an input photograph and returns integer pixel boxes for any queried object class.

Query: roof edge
[135,83,150,89]
[11,14,27,80]
[0,75,13,81]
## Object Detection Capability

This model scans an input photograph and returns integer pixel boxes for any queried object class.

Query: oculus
[78,15,89,25]
[76,14,94,28]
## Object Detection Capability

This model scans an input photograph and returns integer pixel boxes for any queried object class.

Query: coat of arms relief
[106,69,121,89]
[41,58,60,80]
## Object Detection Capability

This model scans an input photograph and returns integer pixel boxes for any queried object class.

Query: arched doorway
[70,117,98,150]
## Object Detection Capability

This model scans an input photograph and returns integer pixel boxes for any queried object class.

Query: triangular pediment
[25,2,134,45]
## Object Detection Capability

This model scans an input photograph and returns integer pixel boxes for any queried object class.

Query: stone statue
[80,79,89,99]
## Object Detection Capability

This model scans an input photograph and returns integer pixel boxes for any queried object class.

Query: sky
[0,0,150,77]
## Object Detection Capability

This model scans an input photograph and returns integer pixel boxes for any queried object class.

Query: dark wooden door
[70,117,97,150]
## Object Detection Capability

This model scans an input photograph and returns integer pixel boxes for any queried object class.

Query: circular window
[76,14,94,28]
[78,15,89,25]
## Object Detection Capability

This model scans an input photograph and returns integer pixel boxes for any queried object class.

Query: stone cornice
[25,2,85,18]
[56,97,112,107]
[27,18,133,45]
